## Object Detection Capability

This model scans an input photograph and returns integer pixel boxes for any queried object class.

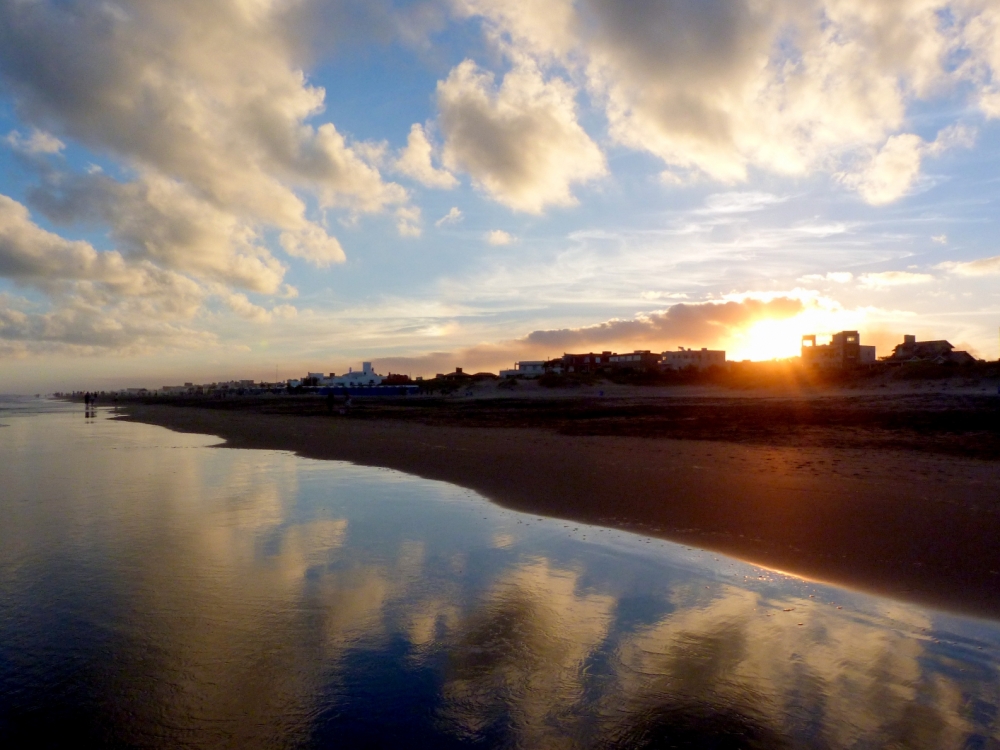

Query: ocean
[1,397,999,748]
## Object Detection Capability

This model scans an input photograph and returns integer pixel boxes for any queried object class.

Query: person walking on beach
[84,392,91,408]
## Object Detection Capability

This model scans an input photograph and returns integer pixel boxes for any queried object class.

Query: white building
[499,361,547,378]
[313,362,385,387]
[661,347,726,371]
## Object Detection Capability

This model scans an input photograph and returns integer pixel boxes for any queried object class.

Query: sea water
[1,398,999,748]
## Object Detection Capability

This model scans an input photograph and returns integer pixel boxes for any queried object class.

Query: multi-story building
[562,351,615,373]
[304,362,386,387]
[499,361,547,378]
[608,350,662,370]
[661,347,726,370]
[801,331,876,369]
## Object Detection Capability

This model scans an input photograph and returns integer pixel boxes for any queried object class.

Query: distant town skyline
[3,1,1000,392]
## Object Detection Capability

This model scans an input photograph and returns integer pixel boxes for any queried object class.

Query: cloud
[395,205,423,237]
[279,225,345,267]
[372,297,806,376]
[964,2,1000,117]
[0,193,295,355]
[858,271,935,288]
[841,125,975,205]
[209,285,298,323]
[522,297,805,349]
[698,191,788,214]
[800,272,854,284]
[396,123,458,189]
[5,128,64,155]
[932,234,948,244]
[0,0,410,269]
[0,301,216,355]
[843,134,925,205]
[0,194,195,296]
[437,59,606,213]
[487,229,516,245]
[459,0,997,201]
[938,255,1000,276]
[581,0,946,183]
[435,207,463,227]
[29,171,288,291]
[455,0,578,62]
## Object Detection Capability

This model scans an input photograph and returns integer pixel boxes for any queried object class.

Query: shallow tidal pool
[1,399,999,748]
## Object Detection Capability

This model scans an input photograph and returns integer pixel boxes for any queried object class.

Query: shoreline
[119,401,1000,621]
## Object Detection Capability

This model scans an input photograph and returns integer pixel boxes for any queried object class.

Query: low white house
[310,362,385,387]
[334,362,385,386]
[661,347,726,370]
[499,360,547,378]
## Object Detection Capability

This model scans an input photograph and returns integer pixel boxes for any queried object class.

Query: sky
[1,0,1000,392]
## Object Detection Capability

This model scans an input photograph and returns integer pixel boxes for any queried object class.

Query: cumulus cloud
[455,0,578,62]
[486,229,516,245]
[961,2,1000,117]
[396,123,458,189]
[858,271,935,288]
[435,207,463,227]
[28,172,288,292]
[842,125,975,204]
[842,134,926,205]
[938,254,1000,276]
[0,194,195,296]
[395,206,423,237]
[458,0,999,200]
[279,225,345,267]
[0,301,216,355]
[0,0,409,265]
[437,59,606,212]
[0,194,294,354]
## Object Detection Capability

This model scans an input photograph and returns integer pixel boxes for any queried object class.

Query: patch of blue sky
[306,20,480,147]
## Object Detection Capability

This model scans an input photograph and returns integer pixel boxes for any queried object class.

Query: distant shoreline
[118,393,1000,621]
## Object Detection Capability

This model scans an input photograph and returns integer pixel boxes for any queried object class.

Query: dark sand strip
[121,403,1000,620]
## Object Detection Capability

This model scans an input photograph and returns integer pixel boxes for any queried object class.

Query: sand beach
[120,381,1000,620]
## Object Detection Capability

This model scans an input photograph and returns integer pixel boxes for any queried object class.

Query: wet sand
[120,399,1000,620]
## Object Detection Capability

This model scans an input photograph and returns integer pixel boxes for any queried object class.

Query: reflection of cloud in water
[439,558,615,748]
[604,583,994,748]
[113,453,336,748]
[492,533,514,549]
[7,412,1000,749]
[278,519,348,582]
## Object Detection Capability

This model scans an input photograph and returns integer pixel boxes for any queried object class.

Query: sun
[728,317,805,361]
[727,308,858,362]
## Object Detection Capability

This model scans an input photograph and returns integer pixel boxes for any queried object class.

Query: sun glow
[727,308,861,361]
